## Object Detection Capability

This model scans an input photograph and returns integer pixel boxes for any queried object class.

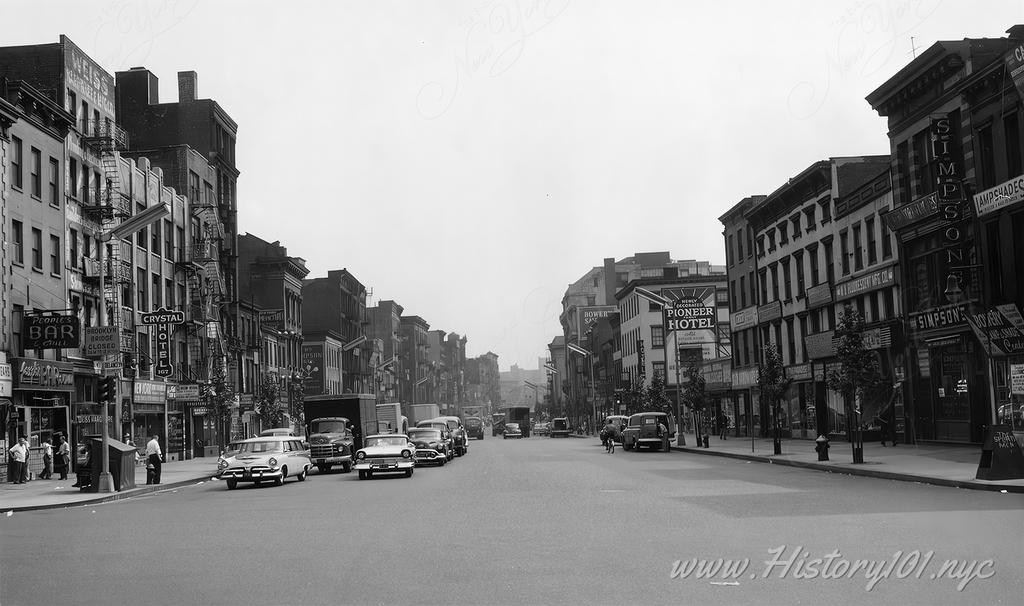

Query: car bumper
[218,468,283,482]
[503,434,522,439]
[354,459,415,472]
[311,454,352,465]
[550,431,569,437]
[414,449,446,465]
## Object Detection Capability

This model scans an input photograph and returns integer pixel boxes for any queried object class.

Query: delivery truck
[407,403,441,426]
[505,406,532,438]
[303,394,408,452]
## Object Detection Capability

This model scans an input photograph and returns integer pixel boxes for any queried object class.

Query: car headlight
[401,449,411,459]
[217,458,228,470]
[356,451,366,460]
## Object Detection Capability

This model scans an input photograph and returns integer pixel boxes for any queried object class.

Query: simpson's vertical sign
[931,114,966,279]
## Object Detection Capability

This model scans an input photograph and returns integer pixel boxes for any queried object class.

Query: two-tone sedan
[354,434,417,479]
[217,436,313,489]
[407,427,449,467]
[503,423,523,439]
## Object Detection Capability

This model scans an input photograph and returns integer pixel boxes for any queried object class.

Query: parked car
[217,436,313,489]
[415,420,456,458]
[550,417,571,438]
[503,423,523,439]
[534,422,550,436]
[408,427,449,466]
[354,434,417,479]
[622,412,675,451]
[436,416,469,456]
[260,428,296,437]
[465,416,485,440]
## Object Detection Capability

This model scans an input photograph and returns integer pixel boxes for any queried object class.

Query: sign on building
[85,326,121,357]
[23,314,81,350]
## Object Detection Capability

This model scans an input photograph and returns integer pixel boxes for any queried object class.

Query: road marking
[599,489,625,493]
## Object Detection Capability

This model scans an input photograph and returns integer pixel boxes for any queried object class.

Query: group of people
[7,434,71,484]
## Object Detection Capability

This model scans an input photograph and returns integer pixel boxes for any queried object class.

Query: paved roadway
[1,436,1022,606]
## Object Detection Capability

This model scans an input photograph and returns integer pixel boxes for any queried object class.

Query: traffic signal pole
[96,240,114,492]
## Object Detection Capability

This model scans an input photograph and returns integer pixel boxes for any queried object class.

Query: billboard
[577,305,618,341]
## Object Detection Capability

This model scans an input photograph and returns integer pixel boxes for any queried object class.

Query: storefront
[729,366,760,438]
[132,379,168,452]
[784,363,814,439]
[167,383,198,460]
[9,358,74,449]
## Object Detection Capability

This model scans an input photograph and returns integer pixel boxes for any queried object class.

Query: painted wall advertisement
[578,305,618,340]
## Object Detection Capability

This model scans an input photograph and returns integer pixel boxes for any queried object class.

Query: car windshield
[311,420,347,433]
[365,436,408,448]
[553,419,567,429]
[409,429,441,440]
[466,419,481,427]
[506,424,520,431]
[239,441,283,453]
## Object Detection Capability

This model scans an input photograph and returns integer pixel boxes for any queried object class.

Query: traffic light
[98,376,116,403]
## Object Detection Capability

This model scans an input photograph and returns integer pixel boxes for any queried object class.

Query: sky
[10,0,1024,370]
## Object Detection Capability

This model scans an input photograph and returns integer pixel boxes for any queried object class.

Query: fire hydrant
[815,434,830,461]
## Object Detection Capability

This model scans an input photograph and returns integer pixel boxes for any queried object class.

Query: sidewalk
[668,431,1024,493]
[0,457,218,513]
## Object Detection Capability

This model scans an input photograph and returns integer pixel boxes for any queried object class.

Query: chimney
[177,71,197,102]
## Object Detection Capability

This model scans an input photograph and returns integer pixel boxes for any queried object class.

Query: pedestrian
[55,434,71,480]
[40,437,53,479]
[8,437,28,484]
[145,434,162,484]
[717,412,730,440]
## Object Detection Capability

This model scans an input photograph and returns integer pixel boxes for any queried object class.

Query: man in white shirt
[145,434,162,484]
[8,437,28,484]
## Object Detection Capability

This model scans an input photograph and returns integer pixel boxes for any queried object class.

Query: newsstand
[84,437,139,492]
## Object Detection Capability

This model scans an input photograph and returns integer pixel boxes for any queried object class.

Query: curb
[4,474,214,513]
[670,446,1024,493]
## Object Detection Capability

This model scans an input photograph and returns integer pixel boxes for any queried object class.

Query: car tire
[323,464,333,473]
[316,465,328,473]
[358,470,367,480]
[438,457,446,466]
[275,468,286,486]
[342,461,352,473]
[226,479,237,490]
[405,468,413,477]
[296,467,307,481]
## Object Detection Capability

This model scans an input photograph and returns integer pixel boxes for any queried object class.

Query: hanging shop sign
[23,314,81,350]
[730,306,758,331]
[133,380,168,404]
[168,384,200,400]
[1005,39,1024,100]
[973,175,1024,217]
[84,326,121,357]
[805,283,833,309]
[966,308,1024,357]
[881,192,938,231]
[804,331,837,360]
[910,304,969,333]
[0,362,12,397]
[12,358,75,391]
[259,309,284,330]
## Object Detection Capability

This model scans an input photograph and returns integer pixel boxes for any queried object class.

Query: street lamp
[635,287,687,446]
[94,202,170,493]
[567,342,595,434]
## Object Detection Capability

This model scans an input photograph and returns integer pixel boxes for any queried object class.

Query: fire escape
[175,195,230,384]
[80,119,134,358]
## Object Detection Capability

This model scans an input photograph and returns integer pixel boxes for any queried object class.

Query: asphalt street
[1,436,1021,606]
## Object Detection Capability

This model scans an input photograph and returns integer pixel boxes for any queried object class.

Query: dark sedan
[408,427,449,466]
[503,423,523,439]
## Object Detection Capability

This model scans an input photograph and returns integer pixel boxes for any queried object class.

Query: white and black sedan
[408,427,449,466]
[217,437,312,489]
[354,434,417,479]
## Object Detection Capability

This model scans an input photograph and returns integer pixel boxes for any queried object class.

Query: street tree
[757,344,791,455]
[826,304,886,464]
[205,362,236,449]
[256,374,285,429]
[645,372,672,415]
[683,361,708,442]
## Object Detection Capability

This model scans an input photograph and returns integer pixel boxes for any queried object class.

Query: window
[11,220,24,265]
[81,100,89,133]
[740,275,747,308]
[10,136,22,189]
[882,225,893,260]
[730,280,737,310]
[912,129,934,197]
[152,218,161,253]
[853,224,863,271]
[986,221,1003,300]
[727,234,735,265]
[67,90,76,118]
[12,305,23,355]
[883,289,895,319]
[50,235,60,275]
[896,141,911,205]
[1005,112,1022,178]
[794,251,805,297]
[782,258,792,301]
[94,171,101,208]
[137,268,147,310]
[651,325,665,348]
[865,217,877,265]
[976,123,995,189]
[819,199,832,224]
[791,215,801,239]
[736,229,744,259]
[798,316,808,363]
[770,264,779,301]
[749,271,756,305]
[164,220,173,258]
[152,274,162,307]
[30,148,41,197]
[786,318,796,365]
[69,157,78,196]
[48,158,59,205]
[137,204,147,248]
[757,235,766,256]
[746,227,754,258]
[93,109,100,136]
[778,223,788,245]
[824,240,835,284]
[176,226,185,262]
[166,278,175,309]
[69,229,79,270]
[803,206,816,231]
[652,361,666,380]
[759,270,768,304]
[31,228,43,270]
[840,231,850,275]
[81,165,89,202]
[869,291,880,321]
[808,245,820,286]
[767,231,776,252]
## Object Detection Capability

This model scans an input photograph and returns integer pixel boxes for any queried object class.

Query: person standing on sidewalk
[55,435,70,480]
[717,412,730,440]
[8,437,28,484]
[145,434,162,484]
[39,438,53,479]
